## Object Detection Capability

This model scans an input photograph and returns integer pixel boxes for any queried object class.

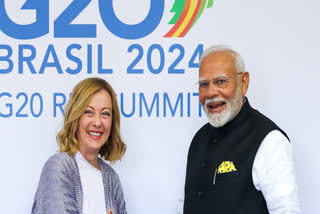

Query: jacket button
[213,138,217,143]
[197,191,204,197]
[201,162,206,168]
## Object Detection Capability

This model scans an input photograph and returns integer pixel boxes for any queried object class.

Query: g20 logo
[165,0,213,37]
[0,0,213,40]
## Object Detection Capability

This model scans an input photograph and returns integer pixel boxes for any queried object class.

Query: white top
[178,130,301,214]
[75,152,107,214]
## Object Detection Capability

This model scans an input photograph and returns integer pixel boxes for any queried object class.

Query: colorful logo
[0,0,214,40]
[165,0,214,37]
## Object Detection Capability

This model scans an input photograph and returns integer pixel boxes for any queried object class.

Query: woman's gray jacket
[32,152,127,214]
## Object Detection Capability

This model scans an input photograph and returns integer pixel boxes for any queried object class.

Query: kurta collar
[207,97,251,142]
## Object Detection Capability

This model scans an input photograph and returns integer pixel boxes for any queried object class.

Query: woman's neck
[78,149,101,170]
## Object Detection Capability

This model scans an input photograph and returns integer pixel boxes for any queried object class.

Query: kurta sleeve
[31,154,80,214]
[253,130,300,214]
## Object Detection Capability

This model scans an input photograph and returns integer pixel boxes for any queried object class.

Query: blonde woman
[32,78,127,214]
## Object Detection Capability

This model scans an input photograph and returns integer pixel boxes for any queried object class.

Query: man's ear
[241,72,249,96]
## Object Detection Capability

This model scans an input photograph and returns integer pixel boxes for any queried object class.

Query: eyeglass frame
[196,72,244,91]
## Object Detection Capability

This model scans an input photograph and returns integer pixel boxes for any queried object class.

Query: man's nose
[205,81,219,99]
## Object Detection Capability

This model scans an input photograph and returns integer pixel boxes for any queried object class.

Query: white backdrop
[0,0,319,213]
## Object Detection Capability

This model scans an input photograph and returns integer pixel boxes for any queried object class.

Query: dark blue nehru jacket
[184,99,288,214]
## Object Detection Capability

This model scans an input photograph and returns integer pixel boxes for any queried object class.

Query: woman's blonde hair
[57,77,126,163]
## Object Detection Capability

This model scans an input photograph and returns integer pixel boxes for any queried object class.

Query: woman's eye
[102,112,110,116]
[84,110,93,114]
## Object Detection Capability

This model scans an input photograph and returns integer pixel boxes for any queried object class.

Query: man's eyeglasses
[197,72,243,91]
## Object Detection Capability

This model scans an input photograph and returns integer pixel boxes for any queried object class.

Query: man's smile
[207,101,226,113]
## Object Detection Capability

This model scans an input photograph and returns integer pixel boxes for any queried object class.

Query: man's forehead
[199,52,236,77]
[199,73,228,79]
[201,51,235,65]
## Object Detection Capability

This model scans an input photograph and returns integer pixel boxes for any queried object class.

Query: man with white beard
[182,45,300,214]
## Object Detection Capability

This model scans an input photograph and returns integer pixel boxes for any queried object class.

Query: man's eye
[215,79,227,85]
[199,81,209,87]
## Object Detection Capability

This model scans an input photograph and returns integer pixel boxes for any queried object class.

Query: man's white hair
[200,45,246,74]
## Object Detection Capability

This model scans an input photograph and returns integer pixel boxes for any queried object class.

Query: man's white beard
[203,86,243,128]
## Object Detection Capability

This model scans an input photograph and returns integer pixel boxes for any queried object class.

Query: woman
[32,78,127,214]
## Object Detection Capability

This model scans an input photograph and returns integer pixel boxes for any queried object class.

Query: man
[183,45,300,214]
